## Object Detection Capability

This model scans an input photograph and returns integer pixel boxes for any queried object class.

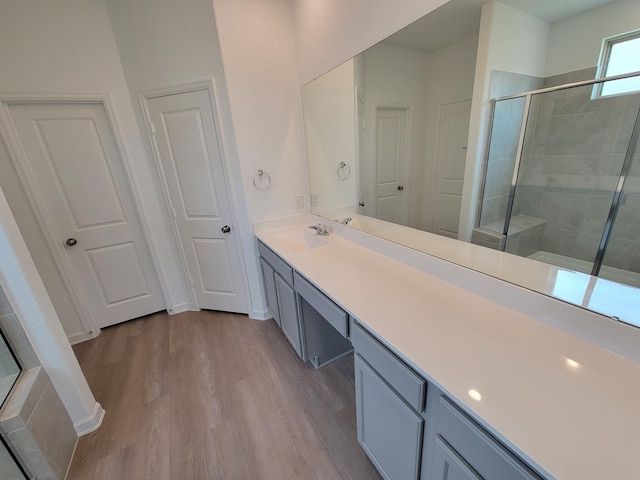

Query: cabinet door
[275,273,302,358]
[355,354,423,480]
[431,435,482,480]
[259,258,280,327]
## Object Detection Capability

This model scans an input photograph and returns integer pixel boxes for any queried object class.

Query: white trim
[139,79,254,315]
[73,401,105,435]
[168,302,194,315]
[68,330,98,346]
[251,309,272,321]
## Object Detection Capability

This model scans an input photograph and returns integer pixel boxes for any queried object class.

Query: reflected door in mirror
[432,99,472,238]
[375,106,411,225]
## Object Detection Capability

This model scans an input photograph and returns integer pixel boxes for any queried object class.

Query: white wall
[459,1,550,240]
[211,0,308,223]
[545,0,640,77]
[0,0,189,336]
[292,0,449,85]
[483,2,550,78]
[304,60,357,212]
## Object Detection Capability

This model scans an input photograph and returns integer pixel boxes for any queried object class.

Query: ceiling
[382,0,618,53]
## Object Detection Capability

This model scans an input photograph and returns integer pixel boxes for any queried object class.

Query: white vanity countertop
[256,223,640,480]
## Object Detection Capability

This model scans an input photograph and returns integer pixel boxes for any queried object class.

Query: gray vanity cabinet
[352,318,544,480]
[257,238,545,480]
[259,258,280,327]
[355,355,424,480]
[352,320,426,480]
[421,387,543,480]
[274,273,303,357]
[430,435,482,480]
[258,241,302,357]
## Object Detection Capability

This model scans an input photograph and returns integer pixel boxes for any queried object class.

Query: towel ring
[337,162,351,180]
[253,169,272,190]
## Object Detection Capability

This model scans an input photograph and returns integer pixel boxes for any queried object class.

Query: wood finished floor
[68,310,381,479]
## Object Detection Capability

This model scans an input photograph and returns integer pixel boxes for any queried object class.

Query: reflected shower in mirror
[302,0,640,327]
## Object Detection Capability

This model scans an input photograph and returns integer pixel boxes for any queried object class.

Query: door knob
[359,202,365,207]
[65,238,78,247]
[221,225,231,234]
[397,185,404,191]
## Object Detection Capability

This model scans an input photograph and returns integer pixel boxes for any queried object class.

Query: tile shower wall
[518,68,640,273]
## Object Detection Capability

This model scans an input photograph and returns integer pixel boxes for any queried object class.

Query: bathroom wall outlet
[310,193,319,207]
[294,195,304,210]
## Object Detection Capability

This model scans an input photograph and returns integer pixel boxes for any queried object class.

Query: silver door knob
[221,225,231,234]
[65,238,77,247]
[397,185,404,191]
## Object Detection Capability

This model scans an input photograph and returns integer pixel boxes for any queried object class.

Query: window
[595,31,640,97]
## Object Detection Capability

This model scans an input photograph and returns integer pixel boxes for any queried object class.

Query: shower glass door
[500,82,640,282]
[599,114,640,287]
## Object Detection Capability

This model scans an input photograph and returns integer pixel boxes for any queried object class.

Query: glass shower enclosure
[0,328,27,479]
[478,71,640,289]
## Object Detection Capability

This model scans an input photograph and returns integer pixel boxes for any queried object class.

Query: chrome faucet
[340,217,353,225]
[309,224,329,236]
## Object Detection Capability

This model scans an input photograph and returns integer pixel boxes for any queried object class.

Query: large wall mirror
[303,0,640,328]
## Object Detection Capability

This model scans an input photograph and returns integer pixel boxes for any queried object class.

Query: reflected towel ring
[253,169,272,190]
[337,161,351,180]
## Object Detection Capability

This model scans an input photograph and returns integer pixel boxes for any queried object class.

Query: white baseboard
[67,330,98,345]
[168,303,194,315]
[250,308,272,321]
[74,401,105,436]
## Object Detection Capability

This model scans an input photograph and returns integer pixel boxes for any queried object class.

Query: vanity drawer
[293,272,348,338]
[436,395,542,480]
[257,240,294,285]
[351,321,426,412]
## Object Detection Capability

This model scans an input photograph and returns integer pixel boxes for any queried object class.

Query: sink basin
[271,228,329,251]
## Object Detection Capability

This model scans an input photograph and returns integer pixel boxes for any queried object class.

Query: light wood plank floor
[68,310,381,479]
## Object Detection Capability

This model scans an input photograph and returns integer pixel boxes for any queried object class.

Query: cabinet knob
[65,238,78,247]
[221,225,231,234]
[397,185,404,191]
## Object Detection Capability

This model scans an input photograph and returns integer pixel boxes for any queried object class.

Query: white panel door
[146,89,247,313]
[432,100,471,238]
[374,107,409,225]
[357,95,366,214]
[8,102,165,328]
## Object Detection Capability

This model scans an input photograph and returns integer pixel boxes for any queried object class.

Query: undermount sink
[271,228,329,251]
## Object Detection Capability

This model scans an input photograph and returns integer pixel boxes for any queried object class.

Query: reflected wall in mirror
[302,0,640,326]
